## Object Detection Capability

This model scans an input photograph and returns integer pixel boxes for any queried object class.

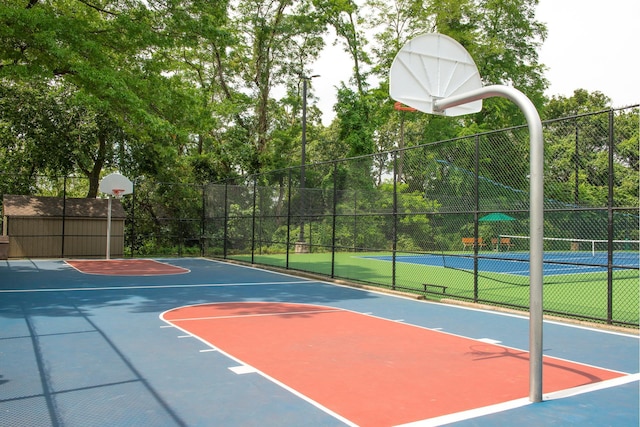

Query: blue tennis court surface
[365,252,639,276]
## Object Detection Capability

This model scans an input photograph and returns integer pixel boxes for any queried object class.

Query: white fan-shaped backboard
[389,33,483,116]
[99,172,133,196]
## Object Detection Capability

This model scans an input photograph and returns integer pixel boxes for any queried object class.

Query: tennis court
[365,250,639,276]
[1,258,638,426]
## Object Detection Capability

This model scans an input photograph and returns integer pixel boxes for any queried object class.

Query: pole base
[294,241,309,253]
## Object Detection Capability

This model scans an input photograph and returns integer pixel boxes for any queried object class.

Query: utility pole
[296,74,319,253]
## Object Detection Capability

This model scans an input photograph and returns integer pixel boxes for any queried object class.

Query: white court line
[544,372,640,400]
[394,397,531,427]
[0,280,311,293]
[229,365,258,375]
[477,338,502,344]
[394,374,640,427]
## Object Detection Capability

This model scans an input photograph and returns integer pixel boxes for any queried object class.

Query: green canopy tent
[479,213,516,250]
[479,212,516,222]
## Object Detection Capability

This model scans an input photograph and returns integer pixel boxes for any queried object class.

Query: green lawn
[226,251,639,326]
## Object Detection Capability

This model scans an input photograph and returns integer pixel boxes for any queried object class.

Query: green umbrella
[479,212,516,222]
[479,213,516,250]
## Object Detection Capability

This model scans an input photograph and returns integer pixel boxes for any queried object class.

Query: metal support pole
[435,85,544,402]
[106,196,112,260]
[62,176,67,257]
[392,150,398,290]
[251,177,257,264]
[286,169,292,268]
[473,135,480,302]
[331,162,338,278]
[201,185,206,257]
[297,74,319,252]
[299,77,307,244]
[607,110,615,323]
[131,180,136,257]
[223,182,229,259]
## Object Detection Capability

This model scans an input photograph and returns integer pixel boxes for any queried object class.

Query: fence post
[129,178,135,257]
[607,109,615,323]
[286,169,292,269]
[251,176,257,264]
[223,181,229,259]
[61,175,67,258]
[331,162,338,278]
[201,184,205,257]
[392,150,398,290]
[574,119,580,206]
[353,190,357,251]
[473,135,480,302]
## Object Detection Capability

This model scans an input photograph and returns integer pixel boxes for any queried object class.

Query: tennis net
[502,235,639,268]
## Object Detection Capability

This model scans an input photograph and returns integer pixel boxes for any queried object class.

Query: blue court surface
[1,258,638,426]
[365,252,639,276]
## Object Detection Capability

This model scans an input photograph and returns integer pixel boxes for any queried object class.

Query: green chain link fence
[194,107,638,327]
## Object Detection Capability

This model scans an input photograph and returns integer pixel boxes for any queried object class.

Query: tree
[215,0,327,172]
[0,79,129,197]
[544,89,611,119]
[1,1,168,120]
[0,1,226,188]
[541,90,638,208]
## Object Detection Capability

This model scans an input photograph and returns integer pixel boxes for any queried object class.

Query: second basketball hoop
[99,173,133,198]
[98,173,133,260]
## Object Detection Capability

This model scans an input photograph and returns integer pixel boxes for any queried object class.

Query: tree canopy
[0,0,635,198]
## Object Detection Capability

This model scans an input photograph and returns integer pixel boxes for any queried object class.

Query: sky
[309,0,639,125]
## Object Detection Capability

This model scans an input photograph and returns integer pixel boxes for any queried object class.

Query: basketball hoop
[99,172,133,197]
[98,173,133,261]
[394,101,418,112]
[389,33,545,403]
[111,189,125,198]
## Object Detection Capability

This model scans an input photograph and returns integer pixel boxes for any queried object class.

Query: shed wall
[6,217,124,258]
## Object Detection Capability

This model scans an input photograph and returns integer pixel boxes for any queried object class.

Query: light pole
[296,74,319,253]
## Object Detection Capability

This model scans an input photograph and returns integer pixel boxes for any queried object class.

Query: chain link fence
[196,107,639,327]
[1,107,638,326]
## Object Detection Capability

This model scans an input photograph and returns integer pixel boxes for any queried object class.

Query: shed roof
[2,195,126,219]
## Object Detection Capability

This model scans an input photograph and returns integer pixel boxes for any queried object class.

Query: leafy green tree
[1,1,165,122]
[0,1,222,187]
[544,89,611,119]
[0,79,128,197]
[542,90,638,208]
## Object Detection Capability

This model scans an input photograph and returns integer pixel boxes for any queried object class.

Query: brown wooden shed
[1,195,125,258]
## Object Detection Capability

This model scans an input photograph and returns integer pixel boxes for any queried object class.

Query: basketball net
[111,189,125,199]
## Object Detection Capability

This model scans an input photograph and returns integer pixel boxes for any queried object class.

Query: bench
[461,237,486,250]
[491,237,513,251]
[423,283,447,294]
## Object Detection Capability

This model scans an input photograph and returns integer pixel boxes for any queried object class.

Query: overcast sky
[310,0,639,124]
